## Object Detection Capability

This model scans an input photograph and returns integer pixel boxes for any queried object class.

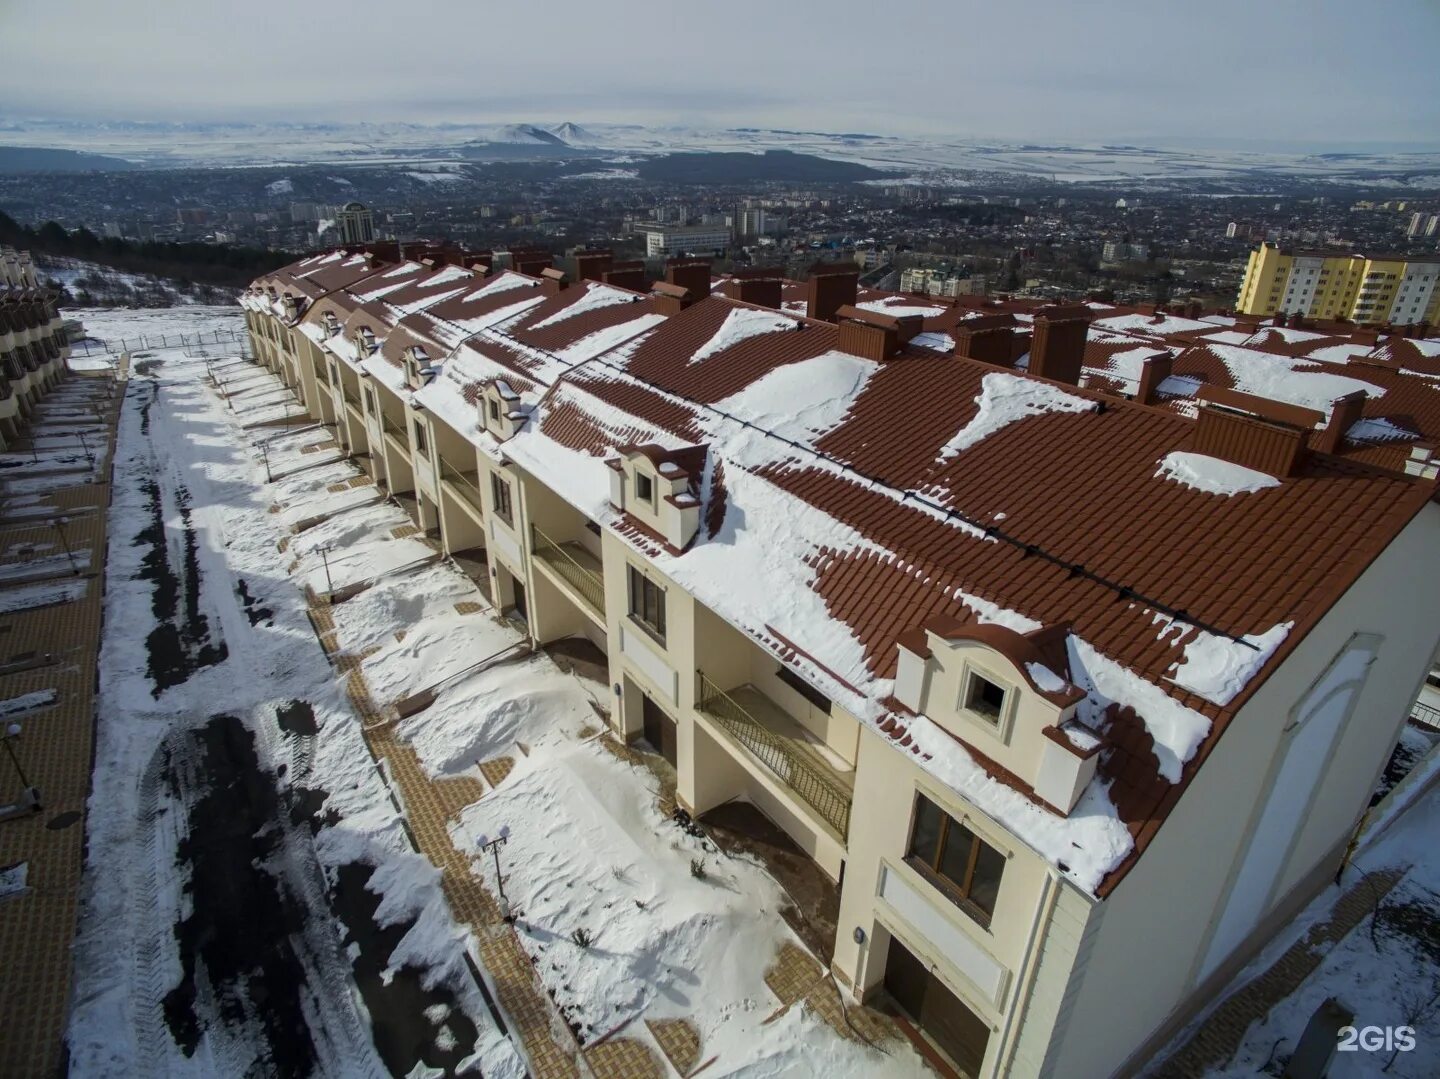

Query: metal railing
[1412,700,1440,731]
[341,389,361,412]
[439,458,486,516]
[531,525,605,616]
[68,326,248,357]
[696,671,852,838]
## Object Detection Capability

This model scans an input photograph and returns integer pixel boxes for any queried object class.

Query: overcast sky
[3,0,1437,148]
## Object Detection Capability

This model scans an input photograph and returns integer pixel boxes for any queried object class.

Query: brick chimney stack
[720,268,783,309]
[1136,351,1174,405]
[1029,304,1091,385]
[1313,390,1367,455]
[651,281,695,316]
[541,267,569,297]
[952,314,1015,365]
[806,262,860,323]
[574,249,614,282]
[602,260,647,292]
[665,258,711,299]
[512,250,553,277]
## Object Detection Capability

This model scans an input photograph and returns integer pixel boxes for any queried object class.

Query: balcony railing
[439,458,486,516]
[696,671,853,838]
[531,524,605,617]
[342,389,362,413]
[1413,701,1440,731]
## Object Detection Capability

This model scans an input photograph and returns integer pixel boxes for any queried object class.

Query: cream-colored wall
[835,724,1060,1077]
[1046,504,1440,1079]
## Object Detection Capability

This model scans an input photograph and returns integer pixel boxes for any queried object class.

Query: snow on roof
[1094,312,1215,337]
[689,306,797,365]
[711,351,877,449]
[1347,416,1418,444]
[1307,343,1377,365]
[1168,621,1292,707]
[856,298,946,318]
[1204,343,1382,419]
[529,283,638,330]
[936,371,1097,462]
[1155,451,1282,496]
[555,313,666,364]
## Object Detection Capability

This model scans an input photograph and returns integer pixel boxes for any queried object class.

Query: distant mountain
[548,122,594,145]
[0,145,140,173]
[635,149,888,184]
[495,124,566,146]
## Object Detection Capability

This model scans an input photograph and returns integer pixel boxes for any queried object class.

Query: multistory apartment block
[1237,242,1440,325]
[245,251,1440,1078]
[0,246,73,450]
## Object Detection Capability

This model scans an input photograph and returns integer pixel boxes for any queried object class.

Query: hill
[0,145,141,173]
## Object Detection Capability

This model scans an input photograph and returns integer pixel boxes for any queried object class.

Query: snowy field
[67,309,926,1078]
[70,321,522,1078]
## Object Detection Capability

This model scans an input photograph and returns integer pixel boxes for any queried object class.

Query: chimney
[513,251,553,277]
[1136,350,1174,405]
[1273,311,1289,328]
[603,260,646,292]
[1352,327,1380,346]
[1185,300,1202,319]
[469,251,494,276]
[1313,390,1367,455]
[651,281,694,316]
[953,314,1015,365]
[541,267,569,297]
[1192,386,1323,477]
[835,305,901,362]
[1290,313,1307,330]
[806,262,859,323]
[665,258,711,299]
[574,249,613,282]
[720,268,783,309]
[1029,304,1090,385]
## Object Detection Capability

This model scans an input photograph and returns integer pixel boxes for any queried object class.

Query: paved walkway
[0,373,121,1079]
[1153,866,1408,1077]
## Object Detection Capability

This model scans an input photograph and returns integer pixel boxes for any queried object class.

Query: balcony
[696,672,854,838]
[380,414,410,457]
[531,524,605,618]
[439,457,486,517]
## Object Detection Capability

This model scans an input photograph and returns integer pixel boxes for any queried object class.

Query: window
[777,666,832,715]
[412,420,428,457]
[490,473,513,524]
[488,398,500,424]
[365,387,377,414]
[907,793,1006,926]
[634,471,655,506]
[963,670,1007,724]
[627,565,666,642]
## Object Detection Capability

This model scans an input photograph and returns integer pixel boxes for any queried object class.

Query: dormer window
[963,671,1007,724]
[360,328,377,353]
[634,472,654,505]
[324,312,339,337]
[488,399,500,423]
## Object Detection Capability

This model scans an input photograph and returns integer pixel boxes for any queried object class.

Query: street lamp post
[53,516,79,575]
[2,724,41,814]
[477,827,513,922]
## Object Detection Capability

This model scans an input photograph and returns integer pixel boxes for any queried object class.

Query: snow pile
[0,689,58,718]
[712,351,878,447]
[0,577,88,614]
[554,314,664,364]
[936,371,1097,461]
[689,306,796,364]
[856,298,945,318]
[1026,661,1069,694]
[1168,622,1293,706]
[1155,451,1282,496]
[529,283,636,329]
[361,610,519,705]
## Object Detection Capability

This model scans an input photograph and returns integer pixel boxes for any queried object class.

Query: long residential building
[1236,242,1440,326]
[1,246,72,450]
[244,249,1440,1078]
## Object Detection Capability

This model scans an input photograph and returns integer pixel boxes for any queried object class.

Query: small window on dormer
[634,472,654,505]
[964,671,1007,724]
[488,398,500,423]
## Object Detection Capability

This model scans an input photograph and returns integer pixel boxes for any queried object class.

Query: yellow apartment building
[1236,243,1440,325]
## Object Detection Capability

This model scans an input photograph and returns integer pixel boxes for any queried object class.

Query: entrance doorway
[641,695,677,767]
[511,579,528,624]
[884,935,990,1078]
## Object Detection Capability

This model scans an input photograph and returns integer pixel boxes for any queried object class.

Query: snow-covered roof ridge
[689,305,798,365]
[936,370,1097,462]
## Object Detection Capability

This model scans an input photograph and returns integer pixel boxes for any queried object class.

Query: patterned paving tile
[764,942,824,1008]
[585,1036,665,1078]
[646,1017,702,1075]
[478,756,516,789]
